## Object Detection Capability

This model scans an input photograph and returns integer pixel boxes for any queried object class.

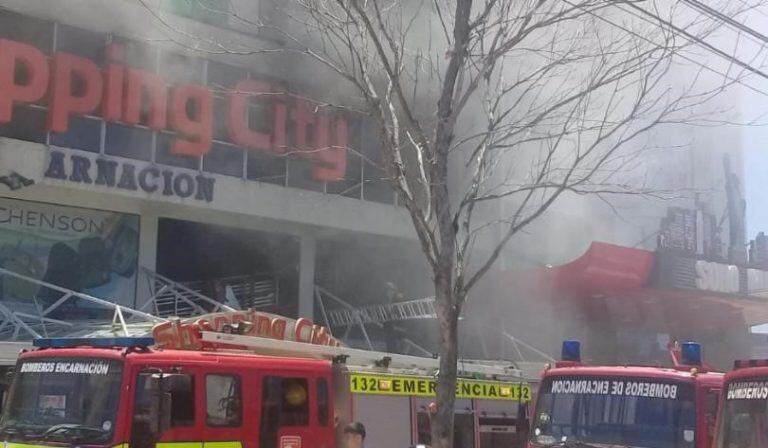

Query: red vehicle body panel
[15,346,335,448]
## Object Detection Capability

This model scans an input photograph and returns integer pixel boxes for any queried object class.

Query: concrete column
[298,235,317,320]
[134,213,158,310]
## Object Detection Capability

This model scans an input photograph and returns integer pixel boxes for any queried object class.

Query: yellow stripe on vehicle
[349,373,533,401]
[203,442,242,448]
[156,443,203,448]
[7,443,52,448]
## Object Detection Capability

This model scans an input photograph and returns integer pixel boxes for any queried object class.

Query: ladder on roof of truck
[200,331,533,381]
[324,297,437,327]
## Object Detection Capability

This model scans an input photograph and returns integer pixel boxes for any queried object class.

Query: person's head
[343,422,366,448]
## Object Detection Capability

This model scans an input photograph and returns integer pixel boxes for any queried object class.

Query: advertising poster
[0,197,139,313]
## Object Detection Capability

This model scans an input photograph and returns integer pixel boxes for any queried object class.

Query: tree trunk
[430,277,460,448]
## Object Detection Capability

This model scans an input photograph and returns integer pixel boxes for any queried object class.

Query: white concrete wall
[0,139,414,239]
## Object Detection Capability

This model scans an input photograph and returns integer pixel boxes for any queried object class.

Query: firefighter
[343,422,367,448]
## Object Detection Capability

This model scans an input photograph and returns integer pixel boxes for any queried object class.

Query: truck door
[129,366,203,448]
[258,373,334,448]
[699,386,721,448]
[414,398,476,448]
[203,372,245,448]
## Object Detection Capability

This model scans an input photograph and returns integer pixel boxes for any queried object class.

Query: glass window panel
[156,132,200,170]
[327,152,362,199]
[0,106,47,144]
[0,11,53,52]
[287,158,324,192]
[204,142,244,177]
[113,37,157,71]
[159,50,205,84]
[206,374,242,427]
[50,117,101,153]
[247,151,286,186]
[362,163,393,204]
[105,123,153,161]
[56,24,105,63]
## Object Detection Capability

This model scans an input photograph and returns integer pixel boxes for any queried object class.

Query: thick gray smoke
[9,0,761,369]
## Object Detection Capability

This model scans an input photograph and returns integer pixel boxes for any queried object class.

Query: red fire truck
[528,341,723,448]
[713,358,768,448]
[0,311,536,448]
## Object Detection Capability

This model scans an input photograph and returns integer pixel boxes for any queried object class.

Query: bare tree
[274,0,759,445]
[138,0,759,445]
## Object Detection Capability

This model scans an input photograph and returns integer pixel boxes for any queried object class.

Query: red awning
[530,242,768,326]
[542,242,655,296]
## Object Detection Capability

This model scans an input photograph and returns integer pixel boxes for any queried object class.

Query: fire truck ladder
[324,297,437,327]
[200,330,532,380]
[315,287,435,355]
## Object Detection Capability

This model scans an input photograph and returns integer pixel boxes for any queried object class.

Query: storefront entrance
[156,218,299,314]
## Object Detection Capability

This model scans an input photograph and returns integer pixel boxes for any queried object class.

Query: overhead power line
[559,0,768,98]
[623,2,768,81]
[682,0,768,45]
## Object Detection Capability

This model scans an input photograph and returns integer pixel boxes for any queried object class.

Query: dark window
[208,62,248,143]
[159,50,205,84]
[113,37,157,71]
[705,389,719,445]
[357,117,393,203]
[0,11,53,52]
[418,410,475,448]
[286,158,324,192]
[206,374,242,427]
[168,374,195,427]
[260,376,310,428]
[131,371,194,448]
[208,61,249,91]
[50,117,101,153]
[204,142,244,177]
[156,132,200,170]
[326,151,361,199]
[317,378,329,426]
[212,97,231,142]
[56,24,105,63]
[417,411,431,445]
[362,163,393,204]
[247,152,286,186]
[105,123,153,161]
[0,106,47,144]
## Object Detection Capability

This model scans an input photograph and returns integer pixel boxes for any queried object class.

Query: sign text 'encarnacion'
[550,379,678,399]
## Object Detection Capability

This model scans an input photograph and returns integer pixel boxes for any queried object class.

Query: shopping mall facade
[0,0,437,345]
[0,0,766,373]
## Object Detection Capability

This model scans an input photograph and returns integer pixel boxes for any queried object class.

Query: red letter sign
[169,84,213,157]
[123,69,167,130]
[0,39,48,123]
[312,116,348,181]
[228,79,273,152]
[48,52,103,133]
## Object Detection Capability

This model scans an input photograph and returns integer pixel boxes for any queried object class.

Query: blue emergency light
[681,341,702,365]
[561,340,581,362]
[33,337,155,349]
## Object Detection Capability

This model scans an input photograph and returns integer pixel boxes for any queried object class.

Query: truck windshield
[531,376,696,448]
[716,378,768,448]
[0,357,123,445]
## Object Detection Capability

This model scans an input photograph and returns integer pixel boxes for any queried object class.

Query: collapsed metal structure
[0,267,551,376]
